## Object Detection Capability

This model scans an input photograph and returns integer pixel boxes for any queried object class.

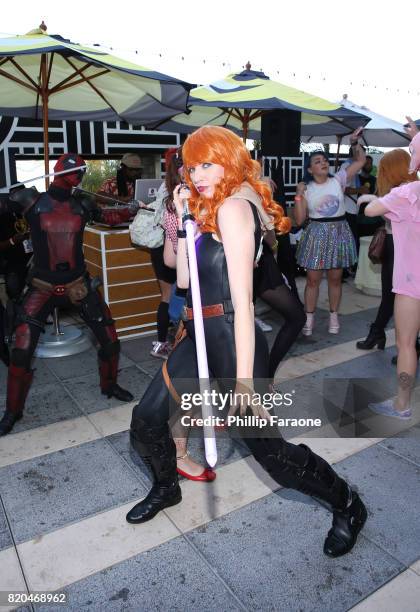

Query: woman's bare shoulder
[218,197,253,218]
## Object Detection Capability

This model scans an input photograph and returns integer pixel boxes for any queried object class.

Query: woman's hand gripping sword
[181,189,218,467]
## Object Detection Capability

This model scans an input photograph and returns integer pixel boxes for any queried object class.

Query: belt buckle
[53,285,66,296]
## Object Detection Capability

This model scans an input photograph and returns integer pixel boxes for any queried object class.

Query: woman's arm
[293,182,308,226]
[163,236,176,269]
[172,185,191,289]
[364,199,389,217]
[344,144,366,183]
[218,198,255,380]
[344,128,366,182]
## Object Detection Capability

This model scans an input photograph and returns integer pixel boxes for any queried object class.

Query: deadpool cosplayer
[0,153,135,436]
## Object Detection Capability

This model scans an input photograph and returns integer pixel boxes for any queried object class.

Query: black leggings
[372,234,394,332]
[131,315,347,510]
[150,246,176,342]
[276,234,300,300]
[134,316,270,426]
[260,285,306,379]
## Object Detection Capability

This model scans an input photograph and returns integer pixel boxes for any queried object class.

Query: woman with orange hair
[361,121,420,419]
[356,149,417,353]
[126,126,367,558]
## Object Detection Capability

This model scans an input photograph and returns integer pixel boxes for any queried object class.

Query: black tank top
[186,201,262,308]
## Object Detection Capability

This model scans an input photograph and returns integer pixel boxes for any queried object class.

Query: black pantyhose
[260,285,306,379]
[157,301,170,342]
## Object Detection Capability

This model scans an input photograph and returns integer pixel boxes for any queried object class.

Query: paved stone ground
[0,277,419,612]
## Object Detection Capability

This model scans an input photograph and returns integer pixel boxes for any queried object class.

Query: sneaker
[368,399,412,420]
[150,341,172,360]
[255,318,272,333]
[328,312,340,334]
[302,312,314,336]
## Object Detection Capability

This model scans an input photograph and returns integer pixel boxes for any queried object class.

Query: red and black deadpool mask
[52,153,86,189]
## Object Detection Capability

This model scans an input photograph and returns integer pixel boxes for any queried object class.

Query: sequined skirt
[296,219,357,270]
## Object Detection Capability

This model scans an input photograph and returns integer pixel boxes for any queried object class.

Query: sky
[2,0,419,124]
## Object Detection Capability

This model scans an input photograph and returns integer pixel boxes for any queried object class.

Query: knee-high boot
[126,416,182,524]
[0,365,34,436]
[247,436,367,557]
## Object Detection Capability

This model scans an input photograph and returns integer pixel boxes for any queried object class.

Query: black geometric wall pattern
[0,116,180,191]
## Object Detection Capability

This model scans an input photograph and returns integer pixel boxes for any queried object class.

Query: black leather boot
[0,365,34,436]
[249,438,367,557]
[126,419,181,524]
[324,486,368,557]
[102,383,133,402]
[356,324,386,350]
[99,350,133,402]
[0,410,23,436]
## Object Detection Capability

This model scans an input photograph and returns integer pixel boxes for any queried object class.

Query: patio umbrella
[302,96,410,147]
[154,65,367,142]
[0,22,192,183]
[156,106,362,142]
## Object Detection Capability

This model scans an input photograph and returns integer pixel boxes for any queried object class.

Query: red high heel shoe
[176,453,216,482]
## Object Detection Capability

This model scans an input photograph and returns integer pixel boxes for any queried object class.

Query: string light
[0,28,417,98]
[87,39,420,96]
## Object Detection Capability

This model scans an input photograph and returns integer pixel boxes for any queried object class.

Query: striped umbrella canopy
[0,22,192,182]
[156,106,361,141]
[155,65,367,141]
[302,97,411,147]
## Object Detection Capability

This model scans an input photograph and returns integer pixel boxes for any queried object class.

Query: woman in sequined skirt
[294,130,366,335]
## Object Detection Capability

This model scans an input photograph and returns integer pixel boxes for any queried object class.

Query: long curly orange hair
[181,126,291,234]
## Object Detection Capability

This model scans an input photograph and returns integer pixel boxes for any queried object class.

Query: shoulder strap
[247,201,263,261]
[215,199,263,259]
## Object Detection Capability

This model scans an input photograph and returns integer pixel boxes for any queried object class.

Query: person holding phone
[126,126,367,559]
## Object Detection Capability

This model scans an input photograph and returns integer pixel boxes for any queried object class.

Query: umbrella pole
[41,53,50,189]
[242,110,249,143]
[243,122,248,143]
[334,136,342,172]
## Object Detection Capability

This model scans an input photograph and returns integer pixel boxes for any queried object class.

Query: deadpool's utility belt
[181,300,234,321]
[31,275,88,304]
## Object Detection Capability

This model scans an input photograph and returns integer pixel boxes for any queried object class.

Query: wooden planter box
[83,225,160,339]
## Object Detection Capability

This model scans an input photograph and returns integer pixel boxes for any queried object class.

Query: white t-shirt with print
[306,168,347,219]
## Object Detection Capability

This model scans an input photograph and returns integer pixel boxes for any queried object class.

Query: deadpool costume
[0,153,135,436]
